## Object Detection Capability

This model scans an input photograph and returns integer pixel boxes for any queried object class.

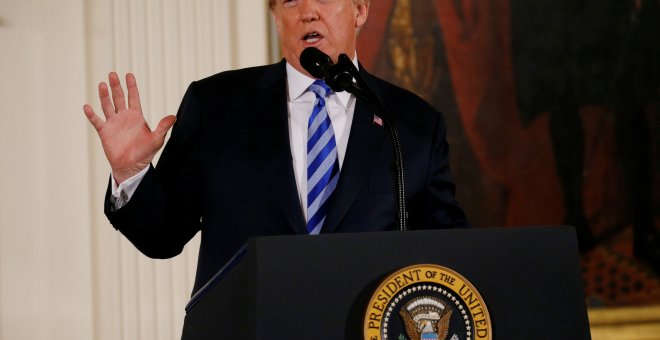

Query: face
[271,0,369,77]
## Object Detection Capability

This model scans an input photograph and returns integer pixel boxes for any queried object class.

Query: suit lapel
[321,75,387,233]
[251,61,307,235]
[247,64,387,235]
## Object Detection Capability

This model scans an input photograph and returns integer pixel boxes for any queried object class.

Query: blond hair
[269,0,368,10]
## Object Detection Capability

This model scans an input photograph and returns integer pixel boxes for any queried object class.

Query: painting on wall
[357,0,659,308]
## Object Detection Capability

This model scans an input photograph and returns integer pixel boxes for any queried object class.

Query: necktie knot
[308,79,331,99]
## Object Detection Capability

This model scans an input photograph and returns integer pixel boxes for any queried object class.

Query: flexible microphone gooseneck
[300,47,408,231]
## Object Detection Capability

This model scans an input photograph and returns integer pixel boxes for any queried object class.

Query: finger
[83,104,105,132]
[126,73,142,111]
[108,72,127,112]
[98,82,115,119]
[154,115,177,137]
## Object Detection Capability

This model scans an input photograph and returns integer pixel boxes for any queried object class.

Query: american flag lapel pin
[373,114,383,127]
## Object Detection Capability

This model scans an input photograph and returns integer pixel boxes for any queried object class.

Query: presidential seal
[364,264,491,340]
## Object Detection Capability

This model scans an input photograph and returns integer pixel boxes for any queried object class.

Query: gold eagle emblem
[399,296,452,340]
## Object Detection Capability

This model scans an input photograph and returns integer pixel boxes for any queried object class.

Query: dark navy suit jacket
[105,61,468,294]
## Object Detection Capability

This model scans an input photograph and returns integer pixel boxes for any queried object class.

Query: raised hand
[83,72,177,184]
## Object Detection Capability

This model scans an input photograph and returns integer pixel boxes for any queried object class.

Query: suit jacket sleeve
[362,71,468,230]
[408,108,469,229]
[104,83,203,258]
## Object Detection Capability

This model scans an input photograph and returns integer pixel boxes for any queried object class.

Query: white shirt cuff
[110,166,150,209]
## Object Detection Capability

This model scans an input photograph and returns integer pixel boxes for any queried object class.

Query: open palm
[83,72,176,184]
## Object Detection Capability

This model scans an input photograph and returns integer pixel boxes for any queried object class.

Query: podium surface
[183,226,591,340]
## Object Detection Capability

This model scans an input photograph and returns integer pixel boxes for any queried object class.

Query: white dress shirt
[112,59,358,220]
[285,62,355,219]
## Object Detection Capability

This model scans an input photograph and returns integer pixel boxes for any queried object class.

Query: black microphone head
[300,47,332,79]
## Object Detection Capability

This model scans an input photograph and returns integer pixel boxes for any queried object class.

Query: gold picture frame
[589,305,660,339]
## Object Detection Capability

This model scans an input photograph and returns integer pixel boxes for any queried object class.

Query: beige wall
[0,0,269,339]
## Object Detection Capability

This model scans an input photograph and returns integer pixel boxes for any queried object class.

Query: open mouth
[303,32,323,44]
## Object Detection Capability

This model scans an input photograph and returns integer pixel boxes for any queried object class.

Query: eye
[282,0,298,7]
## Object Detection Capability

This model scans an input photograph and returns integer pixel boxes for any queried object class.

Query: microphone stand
[334,54,408,232]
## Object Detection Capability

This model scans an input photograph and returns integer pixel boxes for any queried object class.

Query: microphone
[299,47,332,78]
[300,47,357,93]
[299,47,409,231]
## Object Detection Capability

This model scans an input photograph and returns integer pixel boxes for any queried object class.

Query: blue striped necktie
[306,80,340,235]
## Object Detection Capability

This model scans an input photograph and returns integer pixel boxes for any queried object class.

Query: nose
[299,0,319,22]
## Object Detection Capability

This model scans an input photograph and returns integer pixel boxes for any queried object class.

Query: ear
[271,8,282,33]
[354,1,369,28]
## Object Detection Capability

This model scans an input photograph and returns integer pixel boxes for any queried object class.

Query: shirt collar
[286,54,359,109]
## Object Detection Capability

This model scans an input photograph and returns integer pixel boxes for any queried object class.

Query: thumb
[154,115,177,137]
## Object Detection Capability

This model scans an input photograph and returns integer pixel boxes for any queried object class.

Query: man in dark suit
[83,0,468,295]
